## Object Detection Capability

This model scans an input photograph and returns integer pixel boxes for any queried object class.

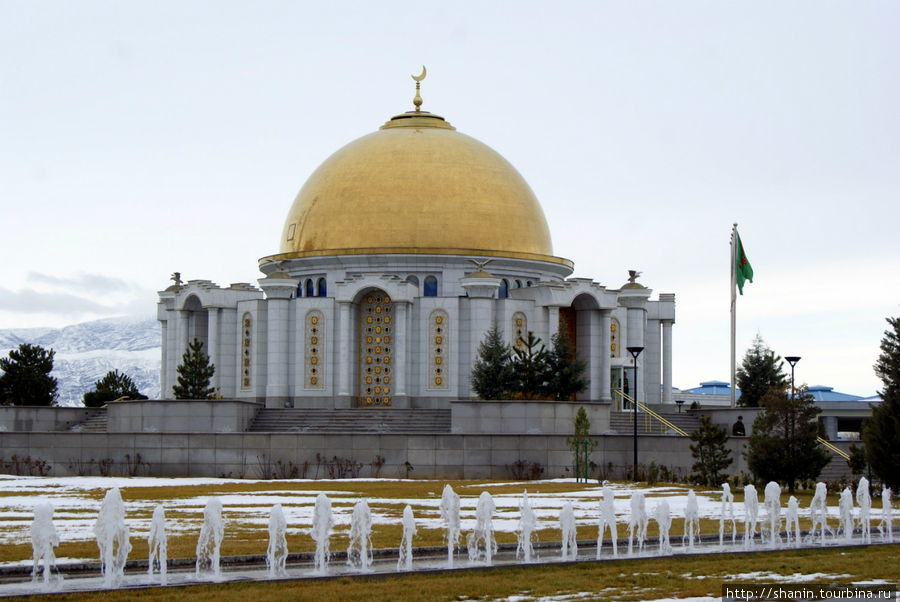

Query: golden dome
[266,110,568,266]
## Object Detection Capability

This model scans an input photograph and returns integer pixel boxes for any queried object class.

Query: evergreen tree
[862,316,900,490]
[83,370,148,408]
[510,331,551,399]
[545,329,589,401]
[745,385,830,493]
[688,415,733,486]
[736,334,787,407]
[172,338,216,400]
[566,406,597,482]
[470,325,513,400]
[0,344,58,406]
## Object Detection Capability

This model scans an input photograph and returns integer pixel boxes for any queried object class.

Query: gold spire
[411,65,426,111]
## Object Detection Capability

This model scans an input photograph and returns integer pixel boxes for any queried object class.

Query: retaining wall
[0,431,791,480]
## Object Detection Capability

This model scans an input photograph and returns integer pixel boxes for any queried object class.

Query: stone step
[68,409,107,433]
[608,411,700,435]
[247,408,451,433]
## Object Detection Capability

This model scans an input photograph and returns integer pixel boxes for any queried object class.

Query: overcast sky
[2,1,898,396]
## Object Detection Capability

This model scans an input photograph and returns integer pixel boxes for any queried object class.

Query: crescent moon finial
[411,65,426,111]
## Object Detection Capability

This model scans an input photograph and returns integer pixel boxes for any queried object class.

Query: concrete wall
[0,407,100,432]
[2,430,844,480]
[451,400,610,435]
[107,400,263,433]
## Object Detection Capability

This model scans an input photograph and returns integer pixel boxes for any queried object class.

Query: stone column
[394,301,409,402]
[207,308,220,393]
[258,276,300,408]
[337,301,352,398]
[459,272,501,399]
[618,285,651,407]
[159,320,168,399]
[661,320,673,404]
[599,309,612,401]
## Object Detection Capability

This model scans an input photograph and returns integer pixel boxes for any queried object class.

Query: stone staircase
[608,410,700,436]
[246,408,452,433]
[68,408,107,433]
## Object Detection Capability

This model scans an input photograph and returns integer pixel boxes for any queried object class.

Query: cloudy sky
[2,1,898,396]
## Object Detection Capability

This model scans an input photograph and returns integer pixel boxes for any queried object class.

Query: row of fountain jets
[29,478,894,589]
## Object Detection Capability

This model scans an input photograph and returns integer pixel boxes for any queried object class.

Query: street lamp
[785,356,801,400]
[627,346,644,479]
[784,355,801,490]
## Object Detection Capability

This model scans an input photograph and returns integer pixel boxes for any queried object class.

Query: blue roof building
[804,385,864,402]
[682,380,741,398]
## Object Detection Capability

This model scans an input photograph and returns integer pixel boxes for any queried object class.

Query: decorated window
[427,309,449,390]
[511,312,527,349]
[241,313,252,389]
[305,279,314,297]
[317,277,327,297]
[305,310,325,390]
[610,318,620,358]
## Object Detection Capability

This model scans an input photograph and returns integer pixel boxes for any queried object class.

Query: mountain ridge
[0,316,161,407]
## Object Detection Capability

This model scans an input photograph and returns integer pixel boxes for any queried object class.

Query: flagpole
[730,223,737,408]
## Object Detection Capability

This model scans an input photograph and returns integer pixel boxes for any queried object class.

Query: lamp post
[627,346,644,479]
[785,356,801,400]
[784,355,801,483]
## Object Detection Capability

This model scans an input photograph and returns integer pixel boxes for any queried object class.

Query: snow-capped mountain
[0,316,161,407]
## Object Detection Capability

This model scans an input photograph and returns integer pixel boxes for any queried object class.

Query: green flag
[735,231,754,295]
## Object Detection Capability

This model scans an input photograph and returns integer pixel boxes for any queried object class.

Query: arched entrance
[358,290,393,406]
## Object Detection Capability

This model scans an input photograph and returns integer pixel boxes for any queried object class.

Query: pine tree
[470,325,513,400]
[172,338,216,400]
[736,334,787,407]
[83,369,148,408]
[745,385,830,493]
[688,415,733,486]
[862,316,900,490]
[545,329,589,401]
[510,331,551,399]
[566,406,597,482]
[0,344,58,406]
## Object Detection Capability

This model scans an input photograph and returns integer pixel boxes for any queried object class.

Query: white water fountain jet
[627,490,647,555]
[559,501,577,560]
[93,487,131,588]
[467,491,497,565]
[347,499,373,572]
[311,493,333,574]
[516,491,537,563]
[147,504,167,585]
[785,496,800,546]
[266,504,288,578]
[742,484,759,548]
[839,486,855,542]
[596,485,618,558]
[682,489,699,549]
[763,481,781,548]
[879,487,893,543]
[719,483,736,547]
[808,482,832,545]
[856,477,871,544]
[440,484,461,567]
[398,504,416,571]
[30,502,59,586]
[196,498,224,579]
[654,501,672,555]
